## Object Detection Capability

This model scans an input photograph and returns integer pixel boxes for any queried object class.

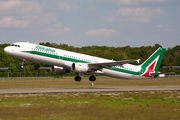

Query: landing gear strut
[89,75,96,82]
[20,59,25,69]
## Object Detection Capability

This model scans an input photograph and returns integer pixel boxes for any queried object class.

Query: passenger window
[18,45,20,47]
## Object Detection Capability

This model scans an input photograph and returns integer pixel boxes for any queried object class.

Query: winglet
[136,59,140,63]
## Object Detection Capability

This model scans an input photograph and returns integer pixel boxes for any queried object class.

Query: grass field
[0,77,180,119]
[0,91,180,119]
[0,76,180,89]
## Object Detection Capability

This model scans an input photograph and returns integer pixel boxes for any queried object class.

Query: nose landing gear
[20,59,25,69]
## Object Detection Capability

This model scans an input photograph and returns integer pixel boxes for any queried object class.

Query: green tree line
[0,42,180,77]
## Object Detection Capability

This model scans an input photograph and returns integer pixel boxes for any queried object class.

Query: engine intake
[72,63,89,73]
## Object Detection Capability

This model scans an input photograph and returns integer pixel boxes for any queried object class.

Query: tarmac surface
[0,86,180,94]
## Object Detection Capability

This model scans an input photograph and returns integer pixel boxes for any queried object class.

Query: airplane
[4,42,167,81]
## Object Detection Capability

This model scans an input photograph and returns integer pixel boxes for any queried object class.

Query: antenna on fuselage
[27,41,29,43]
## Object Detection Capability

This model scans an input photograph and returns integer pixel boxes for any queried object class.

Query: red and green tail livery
[141,48,166,77]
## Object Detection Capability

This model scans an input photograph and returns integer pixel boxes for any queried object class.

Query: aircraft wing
[88,59,139,70]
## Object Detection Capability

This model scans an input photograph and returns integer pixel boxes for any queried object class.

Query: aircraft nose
[4,46,11,54]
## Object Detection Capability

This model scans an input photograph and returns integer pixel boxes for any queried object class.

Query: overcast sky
[0,0,179,48]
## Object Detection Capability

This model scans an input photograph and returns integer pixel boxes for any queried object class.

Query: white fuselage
[4,42,147,79]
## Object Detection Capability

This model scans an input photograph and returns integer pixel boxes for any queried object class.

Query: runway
[0,86,180,94]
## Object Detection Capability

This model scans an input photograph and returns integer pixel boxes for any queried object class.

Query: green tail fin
[141,47,166,77]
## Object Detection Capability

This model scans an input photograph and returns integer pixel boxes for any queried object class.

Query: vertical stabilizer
[141,47,166,77]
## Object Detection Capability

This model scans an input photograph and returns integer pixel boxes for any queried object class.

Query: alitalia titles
[35,46,55,53]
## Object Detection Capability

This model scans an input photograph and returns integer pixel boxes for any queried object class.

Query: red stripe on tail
[143,61,156,77]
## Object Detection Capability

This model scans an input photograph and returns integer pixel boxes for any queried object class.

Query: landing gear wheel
[20,65,24,69]
[89,75,96,82]
[75,76,81,82]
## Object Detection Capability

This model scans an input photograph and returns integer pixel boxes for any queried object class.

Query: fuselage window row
[31,48,102,64]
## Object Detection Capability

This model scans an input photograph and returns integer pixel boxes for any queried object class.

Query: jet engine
[72,63,89,73]
[50,66,70,74]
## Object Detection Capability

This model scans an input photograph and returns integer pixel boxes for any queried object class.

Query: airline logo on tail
[140,47,166,78]
[142,56,159,77]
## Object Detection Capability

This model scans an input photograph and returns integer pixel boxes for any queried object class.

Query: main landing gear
[89,75,96,81]
[20,59,25,69]
[75,76,81,81]
[74,74,96,82]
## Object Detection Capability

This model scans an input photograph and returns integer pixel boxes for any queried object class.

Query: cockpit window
[11,44,20,48]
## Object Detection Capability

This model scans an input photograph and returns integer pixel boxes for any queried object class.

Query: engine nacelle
[50,66,70,74]
[72,63,89,73]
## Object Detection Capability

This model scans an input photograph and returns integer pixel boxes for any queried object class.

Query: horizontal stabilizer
[150,72,175,77]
